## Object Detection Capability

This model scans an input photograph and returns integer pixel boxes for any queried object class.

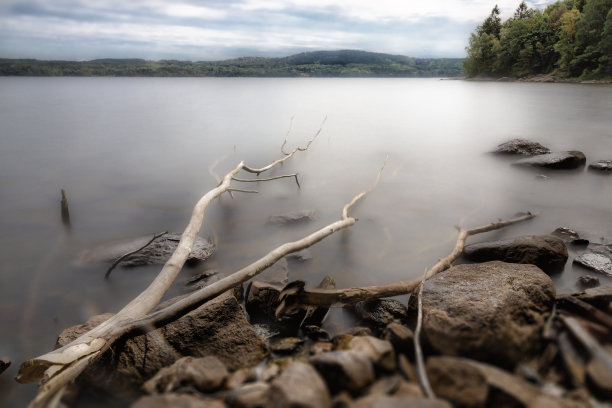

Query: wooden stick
[60,189,71,229]
[415,279,435,399]
[104,232,168,279]
[232,174,301,189]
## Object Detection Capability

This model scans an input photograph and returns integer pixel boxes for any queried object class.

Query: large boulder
[463,234,568,273]
[57,293,269,398]
[408,261,555,368]
[493,139,550,156]
[513,151,586,169]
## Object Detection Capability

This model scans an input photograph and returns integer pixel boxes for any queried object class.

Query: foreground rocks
[463,234,568,273]
[513,150,586,169]
[493,138,550,155]
[408,261,555,368]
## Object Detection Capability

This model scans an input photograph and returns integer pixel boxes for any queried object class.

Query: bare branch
[227,188,259,194]
[415,279,435,399]
[280,115,295,155]
[105,232,168,280]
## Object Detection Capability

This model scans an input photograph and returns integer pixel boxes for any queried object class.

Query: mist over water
[1,77,611,405]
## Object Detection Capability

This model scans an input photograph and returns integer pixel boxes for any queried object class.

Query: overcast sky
[0,0,555,61]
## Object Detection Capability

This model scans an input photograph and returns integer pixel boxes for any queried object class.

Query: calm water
[1,77,611,405]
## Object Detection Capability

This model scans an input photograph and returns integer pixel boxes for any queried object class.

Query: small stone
[393,381,423,397]
[226,382,270,408]
[269,362,331,408]
[225,368,255,390]
[0,358,10,375]
[310,342,333,355]
[383,322,414,355]
[332,334,354,350]
[426,356,488,408]
[285,250,313,262]
[268,210,316,225]
[347,336,396,372]
[131,394,226,408]
[552,227,581,242]
[577,275,600,289]
[260,362,281,382]
[352,394,452,408]
[354,300,408,327]
[588,160,612,173]
[270,337,304,354]
[513,150,586,170]
[345,326,373,336]
[309,350,375,394]
[143,356,229,394]
[330,392,353,408]
[493,139,550,156]
[368,375,402,395]
[303,325,330,341]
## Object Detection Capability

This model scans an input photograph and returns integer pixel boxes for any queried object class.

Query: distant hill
[0,50,464,77]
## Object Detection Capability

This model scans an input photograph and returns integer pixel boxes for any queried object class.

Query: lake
[1,77,611,406]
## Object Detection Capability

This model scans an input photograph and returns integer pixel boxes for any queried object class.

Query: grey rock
[268,210,316,225]
[131,394,226,408]
[285,250,313,262]
[225,382,270,408]
[574,245,612,277]
[588,160,612,173]
[382,322,414,356]
[513,150,586,169]
[354,299,408,327]
[408,261,555,368]
[0,358,10,375]
[347,336,396,372]
[551,227,580,241]
[252,258,289,286]
[143,356,228,394]
[577,275,600,289]
[463,234,568,273]
[352,394,452,408]
[245,281,282,320]
[309,350,375,394]
[426,356,488,408]
[57,293,268,398]
[269,362,331,408]
[77,232,215,266]
[494,139,550,155]
[303,325,330,341]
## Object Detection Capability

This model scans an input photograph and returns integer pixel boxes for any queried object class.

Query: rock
[269,362,331,408]
[347,336,396,372]
[588,160,612,173]
[0,358,10,375]
[309,350,375,394]
[575,282,612,312]
[354,299,408,328]
[131,394,226,408]
[57,293,268,397]
[77,232,215,266]
[268,210,316,225]
[143,356,228,394]
[301,276,336,327]
[408,261,555,368]
[345,326,373,336]
[426,356,488,408]
[310,342,333,355]
[577,275,600,289]
[252,258,289,287]
[393,381,423,397]
[573,245,612,277]
[303,325,330,341]
[463,234,568,273]
[226,382,270,408]
[184,270,220,289]
[285,250,313,262]
[225,368,255,390]
[513,151,586,169]
[368,375,402,395]
[551,227,589,246]
[332,334,354,350]
[382,322,414,355]
[269,337,304,354]
[245,281,282,320]
[494,139,550,156]
[330,392,353,408]
[352,394,452,408]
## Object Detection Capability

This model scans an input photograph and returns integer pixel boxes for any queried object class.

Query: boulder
[573,245,612,277]
[426,356,488,408]
[494,139,550,156]
[143,356,228,394]
[408,261,555,368]
[309,350,375,394]
[588,160,612,173]
[269,362,331,408]
[351,395,452,408]
[267,210,316,225]
[131,394,225,408]
[347,336,396,372]
[513,151,586,169]
[463,234,568,273]
[57,293,268,398]
[77,232,215,266]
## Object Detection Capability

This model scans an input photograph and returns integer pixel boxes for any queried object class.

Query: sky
[0,0,556,61]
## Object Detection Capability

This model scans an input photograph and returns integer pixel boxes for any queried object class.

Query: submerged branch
[104,232,168,280]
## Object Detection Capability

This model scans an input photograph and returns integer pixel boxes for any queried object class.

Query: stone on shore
[56,293,268,398]
[588,160,612,173]
[354,299,408,328]
[143,356,228,394]
[131,394,226,408]
[309,350,375,394]
[513,151,586,169]
[426,356,488,408]
[347,336,396,372]
[269,362,331,408]
[408,261,555,368]
[225,382,270,408]
[493,139,550,155]
[352,394,452,408]
[573,245,612,277]
[463,234,568,273]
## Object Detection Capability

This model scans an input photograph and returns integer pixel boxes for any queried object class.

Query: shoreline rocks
[513,150,586,170]
[588,160,612,173]
[493,138,550,156]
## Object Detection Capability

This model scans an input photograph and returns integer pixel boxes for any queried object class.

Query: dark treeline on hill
[464,0,612,79]
[0,50,464,78]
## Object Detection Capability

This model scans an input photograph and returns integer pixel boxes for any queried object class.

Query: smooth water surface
[1,77,611,405]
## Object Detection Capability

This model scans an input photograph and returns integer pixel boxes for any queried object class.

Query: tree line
[463,0,612,78]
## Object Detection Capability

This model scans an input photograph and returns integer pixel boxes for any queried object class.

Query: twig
[415,278,435,399]
[232,174,301,189]
[105,232,168,280]
[280,116,295,155]
[60,189,71,230]
[227,188,259,194]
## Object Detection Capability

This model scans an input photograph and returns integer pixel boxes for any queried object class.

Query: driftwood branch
[104,232,168,279]
[60,189,71,230]
[415,279,435,399]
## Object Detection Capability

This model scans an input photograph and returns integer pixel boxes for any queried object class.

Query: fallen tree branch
[415,279,435,399]
[104,232,168,279]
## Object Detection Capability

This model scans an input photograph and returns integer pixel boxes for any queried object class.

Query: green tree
[571,0,612,76]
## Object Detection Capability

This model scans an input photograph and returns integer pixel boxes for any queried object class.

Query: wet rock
[345,326,373,336]
[408,261,555,368]
[463,234,568,273]
[245,281,282,320]
[77,233,215,266]
[259,362,281,382]
[268,210,316,225]
[57,293,268,397]
[269,362,331,408]
[285,250,313,262]
[269,337,304,354]
[575,283,612,312]
[368,375,402,395]
[354,299,408,327]
[330,392,353,408]
[0,358,10,375]
[310,342,333,355]
[551,228,589,246]
[577,275,600,289]
[252,258,289,287]
[393,381,423,397]
[331,334,354,350]
[185,270,220,289]
[131,394,225,408]
[382,322,414,355]
[513,150,586,169]
[143,356,228,394]
[303,325,330,341]
[588,160,612,173]
[225,368,255,390]
[351,394,452,408]
[426,356,488,408]
[347,336,396,372]
[226,382,270,408]
[494,139,550,156]
[573,245,612,277]
[309,350,375,394]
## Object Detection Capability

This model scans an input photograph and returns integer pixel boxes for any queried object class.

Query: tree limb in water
[104,232,168,280]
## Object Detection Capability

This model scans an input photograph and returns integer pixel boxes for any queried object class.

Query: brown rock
[408,261,555,368]
[225,382,270,408]
[351,394,452,408]
[426,356,488,408]
[393,381,423,397]
[494,139,550,156]
[310,342,333,355]
[383,322,414,356]
[131,393,225,408]
[143,356,228,394]
[368,375,402,395]
[269,362,331,408]
[269,337,304,354]
[513,150,587,170]
[463,234,568,273]
[309,350,375,394]
[354,299,408,327]
[347,336,396,372]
